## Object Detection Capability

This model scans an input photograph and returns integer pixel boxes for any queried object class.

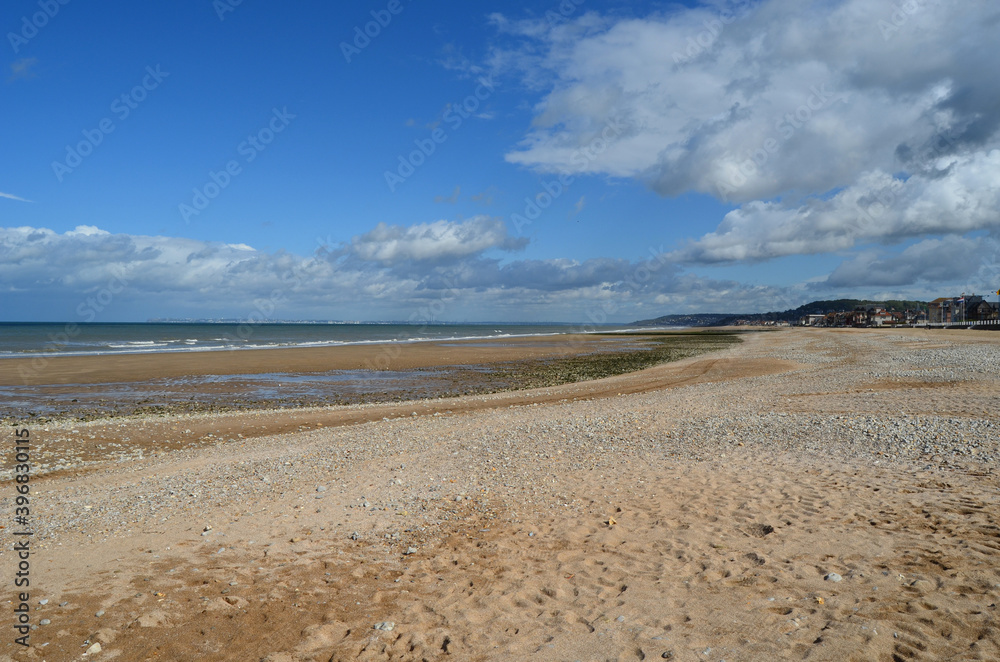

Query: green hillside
[633,299,929,327]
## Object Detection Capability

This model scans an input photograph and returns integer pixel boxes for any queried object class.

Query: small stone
[404,547,417,555]
[616,615,625,622]
[825,573,843,582]
[316,485,327,492]
[87,642,102,654]
[95,610,105,617]
[39,619,51,625]
[39,599,48,605]
[373,621,395,631]
[350,531,360,540]
[60,602,69,607]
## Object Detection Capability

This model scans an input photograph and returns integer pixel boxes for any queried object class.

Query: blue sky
[2,0,999,322]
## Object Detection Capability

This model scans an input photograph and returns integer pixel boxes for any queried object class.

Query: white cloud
[489,0,1000,283]
[670,150,1000,263]
[347,216,527,264]
[497,0,1000,203]
[66,225,110,237]
[0,191,32,202]
[0,223,801,321]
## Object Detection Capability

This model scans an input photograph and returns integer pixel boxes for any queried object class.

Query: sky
[2,0,999,323]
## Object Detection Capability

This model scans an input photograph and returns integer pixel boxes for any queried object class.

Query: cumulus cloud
[670,150,1000,263]
[65,225,109,237]
[0,223,792,321]
[489,0,1000,281]
[497,0,1000,201]
[347,216,528,265]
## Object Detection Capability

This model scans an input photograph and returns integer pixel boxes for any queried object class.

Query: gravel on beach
[2,328,998,662]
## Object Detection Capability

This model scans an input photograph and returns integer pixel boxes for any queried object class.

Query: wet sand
[0,332,731,423]
[0,334,630,386]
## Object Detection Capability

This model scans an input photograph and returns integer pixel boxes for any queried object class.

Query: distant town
[636,295,1000,329]
[787,294,998,328]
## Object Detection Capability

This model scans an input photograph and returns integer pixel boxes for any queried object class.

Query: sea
[0,322,636,359]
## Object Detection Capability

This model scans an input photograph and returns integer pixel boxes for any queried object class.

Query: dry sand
[2,328,999,661]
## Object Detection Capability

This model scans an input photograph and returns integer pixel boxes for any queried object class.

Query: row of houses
[798,295,1000,327]
[799,306,927,327]
[927,295,1000,324]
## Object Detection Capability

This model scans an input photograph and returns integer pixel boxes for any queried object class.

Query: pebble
[39,619,51,625]
[87,642,102,654]
[95,610,105,617]
[39,599,48,605]
[373,621,395,631]
[404,547,418,555]
[825,573,843,582]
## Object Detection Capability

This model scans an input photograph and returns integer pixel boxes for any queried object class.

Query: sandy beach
[2,327,999,661]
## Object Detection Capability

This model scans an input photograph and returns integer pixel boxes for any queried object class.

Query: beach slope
[2,328,999,661]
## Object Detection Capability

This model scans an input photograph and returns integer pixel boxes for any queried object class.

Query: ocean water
[0,322,634,358]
